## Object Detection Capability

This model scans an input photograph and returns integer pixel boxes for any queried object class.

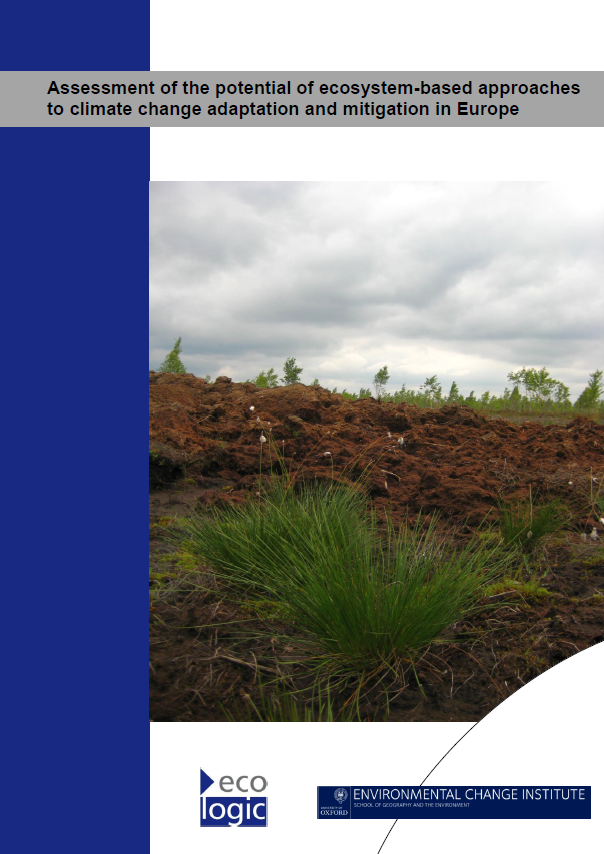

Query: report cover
[4,4,601,854]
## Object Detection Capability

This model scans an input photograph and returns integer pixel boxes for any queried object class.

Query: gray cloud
[149,182,604,398]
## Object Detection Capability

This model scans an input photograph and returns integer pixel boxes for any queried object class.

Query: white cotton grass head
[398,436,405,447]
[600,517,604,526]
[323,451,331,456]
[259,434,267,444]
[249,405,255,412]
[590,527,599,541]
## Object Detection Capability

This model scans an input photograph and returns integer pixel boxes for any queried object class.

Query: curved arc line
[375,720,480,854]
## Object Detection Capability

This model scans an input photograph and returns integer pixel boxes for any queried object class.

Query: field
[149,372,603,722]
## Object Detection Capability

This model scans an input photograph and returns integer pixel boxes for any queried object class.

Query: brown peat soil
[149,373,603,722]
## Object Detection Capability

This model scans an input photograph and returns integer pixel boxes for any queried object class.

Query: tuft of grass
[227,677,364,722]
[176,477,509,672]
[176,476,369,596]
[498,492,565,553]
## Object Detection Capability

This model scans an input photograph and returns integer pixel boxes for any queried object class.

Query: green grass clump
[176,477,369,596]
[176,477,508,671]
[498,496,564,553]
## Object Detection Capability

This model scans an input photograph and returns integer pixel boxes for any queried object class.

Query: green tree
[282,357,303,385]
[311,378,320,387]
[508,367,530,398]
[554,381,570,405]
[373,365,390,398]
[575,370,604,409]
[158,337,187,373]
[508,385,521,409]
[447,381,463,402]
[254,368,279,388]
[421,375,442,405]
[508,366,558,404]
[531,367,557,402]
[393,383,414,404]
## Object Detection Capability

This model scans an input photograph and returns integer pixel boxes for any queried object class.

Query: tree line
[155,339,603,415]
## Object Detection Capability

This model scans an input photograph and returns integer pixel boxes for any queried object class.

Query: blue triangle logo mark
[200,768,215,796]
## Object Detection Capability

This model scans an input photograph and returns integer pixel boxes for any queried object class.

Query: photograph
[149,181,603,723]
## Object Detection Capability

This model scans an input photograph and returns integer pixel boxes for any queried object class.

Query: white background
[149,3,603,850]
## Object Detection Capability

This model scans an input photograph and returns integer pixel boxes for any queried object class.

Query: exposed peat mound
[150,372,604,529]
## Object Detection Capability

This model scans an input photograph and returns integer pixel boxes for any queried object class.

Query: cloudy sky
[149,182,603,400]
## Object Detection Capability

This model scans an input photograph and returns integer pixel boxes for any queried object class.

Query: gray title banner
[1,71,602,127]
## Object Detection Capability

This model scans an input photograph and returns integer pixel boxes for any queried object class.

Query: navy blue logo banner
[317,786,590,819]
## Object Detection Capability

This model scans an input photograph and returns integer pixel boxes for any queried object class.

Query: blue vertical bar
[3,3,149,69]
[3,4,150,854]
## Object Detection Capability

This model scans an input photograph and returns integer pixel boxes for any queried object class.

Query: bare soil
[149,373,604,722]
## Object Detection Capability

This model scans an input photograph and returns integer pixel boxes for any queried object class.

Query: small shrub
[373,366,389,398]
[282,357,303,385]
[252,368,278,388]
[158,337,187,373]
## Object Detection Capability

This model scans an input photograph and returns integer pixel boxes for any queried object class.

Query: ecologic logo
[200,767,268,827]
